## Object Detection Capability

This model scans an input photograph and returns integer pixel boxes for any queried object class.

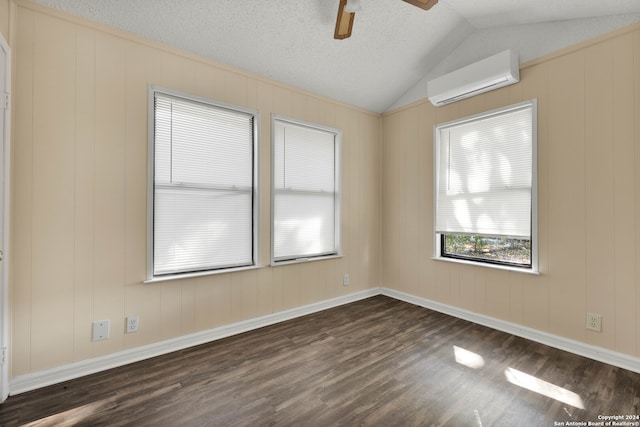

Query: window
[434,100,537,272]
[271,116,342,264]
[147,86,259,279]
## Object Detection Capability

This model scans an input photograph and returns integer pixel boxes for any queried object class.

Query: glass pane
[273,121,335,192]
[154,188,253,275]
[273,192,336,259]
[442,234,531,267]
[155,94,253,188]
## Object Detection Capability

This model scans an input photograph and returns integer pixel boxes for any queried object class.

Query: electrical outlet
[126,316,139,333]
[586,312,602,332]
[343,274,350,286]
[92,320,110,341]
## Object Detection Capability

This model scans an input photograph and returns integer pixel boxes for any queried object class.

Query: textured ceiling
[31,0,640,112]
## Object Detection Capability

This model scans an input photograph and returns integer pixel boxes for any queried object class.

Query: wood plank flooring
[1,295,639,426]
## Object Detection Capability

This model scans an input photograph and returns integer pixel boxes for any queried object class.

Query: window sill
[271,254,342,267]
[432,256,540,275]
[144,264,264,284]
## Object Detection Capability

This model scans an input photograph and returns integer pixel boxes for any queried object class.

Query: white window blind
[151,89,256,277]
[435,101,534,239]
[272,118,341,262]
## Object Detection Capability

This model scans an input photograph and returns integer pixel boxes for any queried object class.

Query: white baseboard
[10,288,379,395]
[380,287,640,375]
[11,286,640,395]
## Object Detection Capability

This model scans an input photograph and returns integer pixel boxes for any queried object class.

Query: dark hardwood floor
[1,295,639,426]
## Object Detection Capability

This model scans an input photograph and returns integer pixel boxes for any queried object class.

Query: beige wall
[382,24,640,358]
[10,2,381,376]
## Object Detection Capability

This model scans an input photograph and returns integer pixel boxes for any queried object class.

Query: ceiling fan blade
[334,0,355,40]
[402,0,438,11]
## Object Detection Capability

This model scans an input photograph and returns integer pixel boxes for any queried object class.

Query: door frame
[0,32,11,403]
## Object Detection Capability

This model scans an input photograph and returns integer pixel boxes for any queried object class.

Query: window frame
[270,114,342,266]
[433,99,538,274]
[146,85,260,282]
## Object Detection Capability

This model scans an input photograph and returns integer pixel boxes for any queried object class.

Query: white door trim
[0,32,11,403]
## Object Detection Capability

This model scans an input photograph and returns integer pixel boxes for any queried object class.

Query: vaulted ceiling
[31,0,640,112]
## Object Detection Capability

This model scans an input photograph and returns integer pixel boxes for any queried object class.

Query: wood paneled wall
[9,0,639,381]
[382,23,640,358]
[10,2,381,376]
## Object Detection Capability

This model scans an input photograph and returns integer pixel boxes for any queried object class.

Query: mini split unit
[427,49,520,106]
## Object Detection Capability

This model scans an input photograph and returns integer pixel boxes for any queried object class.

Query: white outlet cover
[126,316,139,333]
[586,312,602,332]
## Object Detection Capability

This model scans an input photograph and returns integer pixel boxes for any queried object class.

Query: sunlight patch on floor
[473,409,484,427]
[24,399,114,427]
[453,345,485,369]
[504,367,585,409]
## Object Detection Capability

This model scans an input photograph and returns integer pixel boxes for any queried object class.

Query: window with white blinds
[148,87,258,279]
[434,100,537,271]
[272,117,341,264]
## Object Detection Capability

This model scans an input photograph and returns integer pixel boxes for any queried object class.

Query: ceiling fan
[334,0,438,40]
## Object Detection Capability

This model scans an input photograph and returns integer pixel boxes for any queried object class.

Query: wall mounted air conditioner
[427,49,519,106]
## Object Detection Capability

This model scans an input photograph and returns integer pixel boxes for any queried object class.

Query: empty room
[0,0,639,425]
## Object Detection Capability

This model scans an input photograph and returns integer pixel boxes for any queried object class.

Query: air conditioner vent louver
[427,50,520,106]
